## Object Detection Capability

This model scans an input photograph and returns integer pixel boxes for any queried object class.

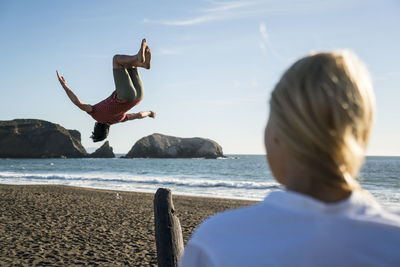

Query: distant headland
[0,119,223,159]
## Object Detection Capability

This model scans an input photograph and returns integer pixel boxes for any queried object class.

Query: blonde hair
[269,50,375,192]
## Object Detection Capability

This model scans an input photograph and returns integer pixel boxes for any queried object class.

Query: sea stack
[0,119,87,158]
[124,133,223,159]
[89,141,115,158]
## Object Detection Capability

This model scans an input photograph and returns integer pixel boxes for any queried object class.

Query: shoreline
[0,184,256,266]
[0,182,266,202]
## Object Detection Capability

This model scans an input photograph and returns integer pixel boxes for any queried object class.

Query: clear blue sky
[1,0,399,155]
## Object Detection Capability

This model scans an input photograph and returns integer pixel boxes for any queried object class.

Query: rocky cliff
[124,133,223,159]
[0,119,87,158]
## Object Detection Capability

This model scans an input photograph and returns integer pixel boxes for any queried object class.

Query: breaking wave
[0,171,278,190]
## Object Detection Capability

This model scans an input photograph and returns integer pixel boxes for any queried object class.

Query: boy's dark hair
[90,122,110,142]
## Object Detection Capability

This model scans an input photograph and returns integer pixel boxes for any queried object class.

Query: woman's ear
[272,133,280,145]
[265,119,279,147]
[265,119,287,185]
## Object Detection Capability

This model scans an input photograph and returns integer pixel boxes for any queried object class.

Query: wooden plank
[154,188,184,267]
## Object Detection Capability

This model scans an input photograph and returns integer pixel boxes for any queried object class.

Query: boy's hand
[56,70,68,89]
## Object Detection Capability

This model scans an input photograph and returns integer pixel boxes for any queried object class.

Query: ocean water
[0,155,399,209]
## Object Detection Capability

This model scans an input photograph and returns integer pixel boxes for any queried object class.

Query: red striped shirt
[87,91,141,125]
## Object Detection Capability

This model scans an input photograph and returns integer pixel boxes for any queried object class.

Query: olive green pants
[113,67,144,101]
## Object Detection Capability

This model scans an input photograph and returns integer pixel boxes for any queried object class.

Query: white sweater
[180,190,400,267]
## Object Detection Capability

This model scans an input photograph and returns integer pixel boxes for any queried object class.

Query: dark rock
[0,119,88,158]
[68,130,81,142]
[89,141,115,158]
[124,133,223,159]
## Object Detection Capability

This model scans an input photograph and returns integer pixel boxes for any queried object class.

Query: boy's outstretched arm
[126,111,156,121]
[56,70,92,113]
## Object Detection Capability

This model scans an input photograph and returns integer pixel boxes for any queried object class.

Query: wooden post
[154,188,184,267]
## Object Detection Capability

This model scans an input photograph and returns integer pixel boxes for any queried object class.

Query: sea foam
[0,171,278,190]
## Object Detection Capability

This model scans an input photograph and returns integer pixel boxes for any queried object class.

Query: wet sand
[0,184,256,266]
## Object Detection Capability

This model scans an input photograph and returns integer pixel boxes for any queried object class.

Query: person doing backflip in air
[56,39,155,142]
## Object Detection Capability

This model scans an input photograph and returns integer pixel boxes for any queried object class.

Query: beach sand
[0,184,256,266]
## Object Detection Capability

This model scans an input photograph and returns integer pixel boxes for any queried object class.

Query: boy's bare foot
[137,39,146,63]
[144,46,151,69]
[144,47,151,69]
[137,46,151,69]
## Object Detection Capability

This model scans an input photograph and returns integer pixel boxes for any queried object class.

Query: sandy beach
[0,184,255,266]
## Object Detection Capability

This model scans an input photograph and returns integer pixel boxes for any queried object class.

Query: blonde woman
[180,51,400,266]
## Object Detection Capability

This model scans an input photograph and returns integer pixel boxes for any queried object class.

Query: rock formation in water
[0,119,87,158]
[89,141,115,158]
[124,133,223,159]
